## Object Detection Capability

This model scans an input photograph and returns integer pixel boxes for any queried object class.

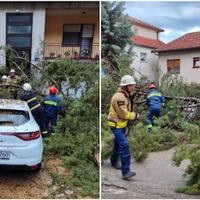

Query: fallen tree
[102,70,200,195]
[0,45,99,198]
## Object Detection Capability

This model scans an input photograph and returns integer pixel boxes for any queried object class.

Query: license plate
[0,151,10,160]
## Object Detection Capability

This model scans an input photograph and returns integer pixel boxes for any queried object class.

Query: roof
[154,32,200,53]
[128,16,164,32]
[0,99,29,111]
[131,35,165,49]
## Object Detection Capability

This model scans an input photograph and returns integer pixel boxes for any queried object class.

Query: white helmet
[119,75,136,86]
[10,69,15,73]
[2,75,7,80]
[23,83,32,91]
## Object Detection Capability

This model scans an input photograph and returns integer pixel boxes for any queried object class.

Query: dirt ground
[102,148,200,199]
[0,156,75,199]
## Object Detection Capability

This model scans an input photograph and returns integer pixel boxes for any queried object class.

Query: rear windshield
[0,109,30,126]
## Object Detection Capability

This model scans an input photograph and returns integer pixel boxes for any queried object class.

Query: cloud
[185,26,200,34]
[125,1,200,43]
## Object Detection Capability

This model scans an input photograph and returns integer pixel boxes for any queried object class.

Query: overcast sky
[125,1,200,43]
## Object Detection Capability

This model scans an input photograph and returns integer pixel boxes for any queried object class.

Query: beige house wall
[133,24,158,40]
[44,11,99,45]
[158,50,200,83]
[130,45,159,82]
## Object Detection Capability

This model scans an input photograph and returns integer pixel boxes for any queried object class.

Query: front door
[6,13,33,73]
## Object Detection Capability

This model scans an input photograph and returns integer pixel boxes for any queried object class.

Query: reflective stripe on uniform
[27,97,37,103]
[44,100,57,106]
[108,120,128,128]
[147,124,153,128]
[147,92,161,99]
[30,104,40,111]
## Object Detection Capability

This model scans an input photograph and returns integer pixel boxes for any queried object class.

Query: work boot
[111,161,121,170]
[122,171,136,180]
[148,128,152,134]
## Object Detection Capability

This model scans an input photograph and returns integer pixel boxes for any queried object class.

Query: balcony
[43,43,99,61]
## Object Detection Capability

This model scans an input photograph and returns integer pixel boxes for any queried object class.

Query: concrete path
[102,148,200,199]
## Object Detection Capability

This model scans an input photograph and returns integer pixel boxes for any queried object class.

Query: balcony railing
[43,43,99,61]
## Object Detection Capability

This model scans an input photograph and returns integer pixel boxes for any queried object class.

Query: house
[128,16,164,82]
[153,32,200,84]
[44,2,99,61]
[0,2,99,68]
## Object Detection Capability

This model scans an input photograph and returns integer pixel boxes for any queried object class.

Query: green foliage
[101,114,113,160]
[128,122,180,162]
[172,121,200,195]
[45,129,99,197]
[102,117,180,163]
[42,60,99,197]
[128,123,150,161]
[0,45,32,76]
[41,59,99,98]
[175,183,200,195]
[101,1,133,71]
[173,145,200,195]
[1,45,99,198]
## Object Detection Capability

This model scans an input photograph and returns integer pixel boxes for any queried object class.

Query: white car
[0,99,43,171]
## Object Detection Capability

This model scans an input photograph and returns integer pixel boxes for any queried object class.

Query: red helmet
[49,86,58,94]
[148,83,156,89]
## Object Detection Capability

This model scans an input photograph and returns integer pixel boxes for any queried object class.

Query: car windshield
[0,109,30,126]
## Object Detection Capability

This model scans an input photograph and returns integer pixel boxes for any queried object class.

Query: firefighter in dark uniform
[44,86,61,133]
[20,83,47,136]
[146,82,165,133]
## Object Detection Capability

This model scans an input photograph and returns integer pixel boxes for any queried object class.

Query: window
[7,26,31,34]
[7,36,31,47]
[193,57,200,68]
[140,52,147,62]
[80,25,94,58]
[63,25,81,46]
[0,109,30,126]
[6,13,32,71]
[62,24,94,58]
[167,59,180,74]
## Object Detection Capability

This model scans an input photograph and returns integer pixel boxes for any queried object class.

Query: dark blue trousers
[32,107,47,133]
[45,115,57,132]
[110,127,131,175]
[146,108,162,128]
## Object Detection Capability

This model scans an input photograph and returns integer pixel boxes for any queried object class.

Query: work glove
[127,120,135,127]
[135,112,140,120]
[128,113,140,127]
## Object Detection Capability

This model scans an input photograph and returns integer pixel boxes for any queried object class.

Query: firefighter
[6,69,19,99]
[108,75,139,180]
[2,75,8,84]
[146,82,164,133]
[20,83,47,136]
[44,86,61,133]
[0,75,9,98]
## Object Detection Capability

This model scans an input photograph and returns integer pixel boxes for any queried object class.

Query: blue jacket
[44,94,61,118]
[146,89,164,110]
[20,91,41,111]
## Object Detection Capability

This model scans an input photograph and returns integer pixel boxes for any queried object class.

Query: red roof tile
[154,32,200,52]
[128,16,164,32]
[131,35,165,49]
